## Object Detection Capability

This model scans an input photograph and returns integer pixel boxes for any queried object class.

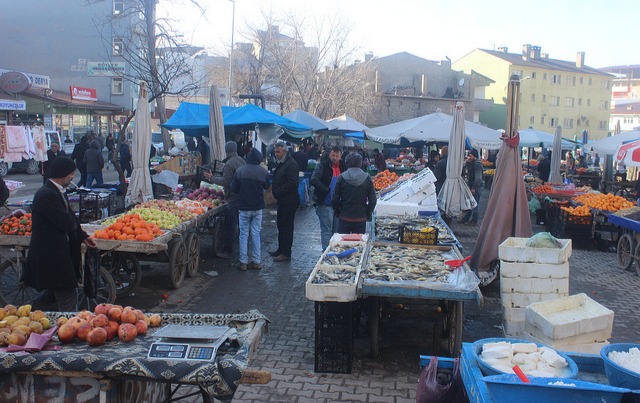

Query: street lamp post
[228,0,235,106]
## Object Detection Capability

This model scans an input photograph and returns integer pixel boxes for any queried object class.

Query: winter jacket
[71,141,89,169]
[291,150,309,172]
[211,152,245,201]
[332,167,377,222]
[231,148,270,211]
[83,140,104,173]
[310,155,345,205]
[434,156,448,193]
[466,160,484,190]
[272,154,300,205]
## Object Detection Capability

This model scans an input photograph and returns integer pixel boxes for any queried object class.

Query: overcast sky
[160,0,638,68]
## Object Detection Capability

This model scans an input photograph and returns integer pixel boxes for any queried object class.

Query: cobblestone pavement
[144,189,640,402]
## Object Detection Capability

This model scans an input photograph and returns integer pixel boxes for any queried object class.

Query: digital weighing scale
[147,325,236,362]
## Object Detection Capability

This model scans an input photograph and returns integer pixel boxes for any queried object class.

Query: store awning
[19,87,124,112]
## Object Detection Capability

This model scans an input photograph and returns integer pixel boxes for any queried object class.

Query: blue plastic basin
[471,337,579,378]
[601,343,640,389]
[483,374,631,403]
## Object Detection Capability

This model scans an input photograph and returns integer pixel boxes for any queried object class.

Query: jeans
[31,288,78,312]
[239,210,262,264]
[276,201,298,257]
[86,171,104,188]
[316,205,337,250]
[462,186,483,222]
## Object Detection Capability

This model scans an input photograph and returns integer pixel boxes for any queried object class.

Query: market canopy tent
[325,114,369,132]
[518,128,577,149]
[284,109,336,131]
[587,130,640,155]
[364,112,503,149]
[162,102,237,137]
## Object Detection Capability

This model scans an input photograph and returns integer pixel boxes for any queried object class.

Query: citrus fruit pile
[93,213,164,242]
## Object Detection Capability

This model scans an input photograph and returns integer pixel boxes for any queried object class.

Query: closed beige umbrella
[209,85,226,163]
[548,125,564,184]
[125,81,153,207]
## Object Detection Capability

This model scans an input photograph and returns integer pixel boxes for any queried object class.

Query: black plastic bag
[416,356,468,403]
[83,248,101,299]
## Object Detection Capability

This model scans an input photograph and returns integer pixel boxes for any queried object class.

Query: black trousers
[276,201,298,257]
[336,219,367,234]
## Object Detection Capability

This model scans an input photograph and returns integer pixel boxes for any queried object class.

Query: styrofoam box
[500,261,570,279]
[525,293,614,340]
[329,233,370,244]
[375,201,438,217]
[500,277,569,295]
[524,322,611,345]
[500,291,567,309]
[498,237,572,264]
[502,306,526,323]
[503,321,525,338]
[523,331,609,355]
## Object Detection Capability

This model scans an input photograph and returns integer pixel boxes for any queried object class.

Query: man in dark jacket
[269,141,300,262]
[433,146,448,194]
[310,146,345,250]
[84,140,104,187]
[459,149,484,225]
[120,139,132,177]
[332,153,377,234]
[231,148,270,271]
[24,157,97,311]
[373,148,386,172]
[291,145,309,172]
[41,142,66,184]
[537,151,551,182]
[71,135,89,187]
[204,141,246,258]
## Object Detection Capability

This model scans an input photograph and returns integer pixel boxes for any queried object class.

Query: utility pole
[228,0,235,106]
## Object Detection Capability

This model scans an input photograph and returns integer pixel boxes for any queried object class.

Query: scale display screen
[148,342,216,361]
[146,325,237,362]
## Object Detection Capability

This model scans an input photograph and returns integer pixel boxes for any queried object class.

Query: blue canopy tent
[162,102,237,137]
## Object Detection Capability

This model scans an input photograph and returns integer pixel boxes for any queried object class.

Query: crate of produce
[399,225,438,245]
[315,301,354,373]
[559,209,593,226]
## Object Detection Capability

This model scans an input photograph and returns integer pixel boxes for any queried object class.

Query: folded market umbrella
[548,125,564,184]
[209,85,227,162]
[125,81,153,207]
[437,102,476,217]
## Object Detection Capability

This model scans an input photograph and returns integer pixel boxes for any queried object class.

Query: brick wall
[366,95,475,127]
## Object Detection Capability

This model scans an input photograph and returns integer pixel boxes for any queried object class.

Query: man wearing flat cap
[23,157,97,311]
[203,141,245,258]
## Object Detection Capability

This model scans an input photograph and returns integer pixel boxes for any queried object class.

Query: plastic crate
[314,301,354,374]
[559,209,593,226]
[399,226,438,245]
[79,192,112,223]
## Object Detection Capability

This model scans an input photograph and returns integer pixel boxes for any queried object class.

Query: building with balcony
[453,45,614,141]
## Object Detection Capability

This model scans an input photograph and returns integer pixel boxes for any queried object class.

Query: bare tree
[233,10,374,122]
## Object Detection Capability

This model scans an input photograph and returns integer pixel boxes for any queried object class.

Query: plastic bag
[416,356,467,403]
[528,197,541,213]
[525,232,562,249]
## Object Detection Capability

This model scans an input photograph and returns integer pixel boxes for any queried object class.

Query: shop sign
[69,86,97,101]
[0,69,49,89]
[0,72,31,94]
[0,99,26,111]
[87,61,125,77]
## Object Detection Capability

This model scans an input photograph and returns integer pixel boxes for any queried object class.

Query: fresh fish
[320,244,363,267]
[311,268,356,284]
[364,244,452,283]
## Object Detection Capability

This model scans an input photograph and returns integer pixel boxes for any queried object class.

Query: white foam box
[502,306,526,323]
[500,277,569,295]
[503,321,525,338]
[500,291,567,309]
[523,331,609,355]
[498,237,572,264]
[500,261,570,279]
[525,293,614,340]
[375,201,437,216]
[524,322,611,345]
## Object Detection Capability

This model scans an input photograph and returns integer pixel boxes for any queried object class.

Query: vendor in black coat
[269,141,300,262]
[24,157,97,311]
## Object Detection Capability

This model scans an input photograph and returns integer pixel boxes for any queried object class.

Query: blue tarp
[161,102,311,138]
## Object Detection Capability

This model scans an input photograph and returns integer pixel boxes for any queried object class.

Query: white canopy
[284,110,335,131]
[517,128,576,149]
[587,130,640,155]
[326,114,369,132]
[365,112,503,149]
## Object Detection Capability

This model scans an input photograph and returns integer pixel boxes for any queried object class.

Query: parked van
[0,129,68,177]
[151,129,186,154]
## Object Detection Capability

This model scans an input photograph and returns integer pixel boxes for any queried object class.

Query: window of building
[600,80,610,89]
[531,72,537,79]
[563,118,573,128]
[540,116,545,125]
[565,97,575,107]
[569,76,576,86]
[624,117,633,124]
[530,116,535,125]
[113,0,124,15]
[587,99,591,107]
[578,98,582,106]
[552,74,561,84]
[112,78,123,95]
[512,69,523,78]
[579,77,584,84]
[599,100,609,109]
[577,119,581,127]
[589,78,592,85]
[542,95,546,103]
[550,117,557,127]
[543,73,547,80]
[112,38,124,55]
[598,121,607,130]
[550,96,560,106]
[531,94,535,102]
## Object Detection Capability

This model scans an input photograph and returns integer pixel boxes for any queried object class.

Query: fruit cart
[0,311,269,403]
[608,206,640,275]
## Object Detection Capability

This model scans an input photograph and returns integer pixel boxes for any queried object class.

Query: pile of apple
[56,304,163,347]
[185,187,225,207]
[0,304,52,346]
[137,200,195,222]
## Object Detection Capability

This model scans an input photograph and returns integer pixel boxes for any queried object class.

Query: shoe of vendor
[268,250,280,257]
[248,262,262,270]
[239,263,247,271]
[273,254,291,262]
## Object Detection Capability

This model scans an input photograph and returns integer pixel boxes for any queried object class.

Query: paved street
[3,177,640,402]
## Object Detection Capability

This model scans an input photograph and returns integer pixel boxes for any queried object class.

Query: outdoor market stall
[608,206,640,274]
[0,309,268,402]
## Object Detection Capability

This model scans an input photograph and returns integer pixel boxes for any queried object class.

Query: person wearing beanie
[230,148,270,270]
[459,148,484,225]
[23,156,97,311]
[331,152,376,234]
[83,139,104,187]
[203,141,245,259]
[41,142,67,184]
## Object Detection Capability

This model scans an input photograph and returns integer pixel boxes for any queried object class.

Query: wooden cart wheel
[185,232,201,277]
[211,217,228,257]
[635,243,640,277]
[444,301,463,357]
[617,233,635,271]
[105,252,142,297]
[169,238,187,289]
[77,267,117,311]
[0,258,39,306]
